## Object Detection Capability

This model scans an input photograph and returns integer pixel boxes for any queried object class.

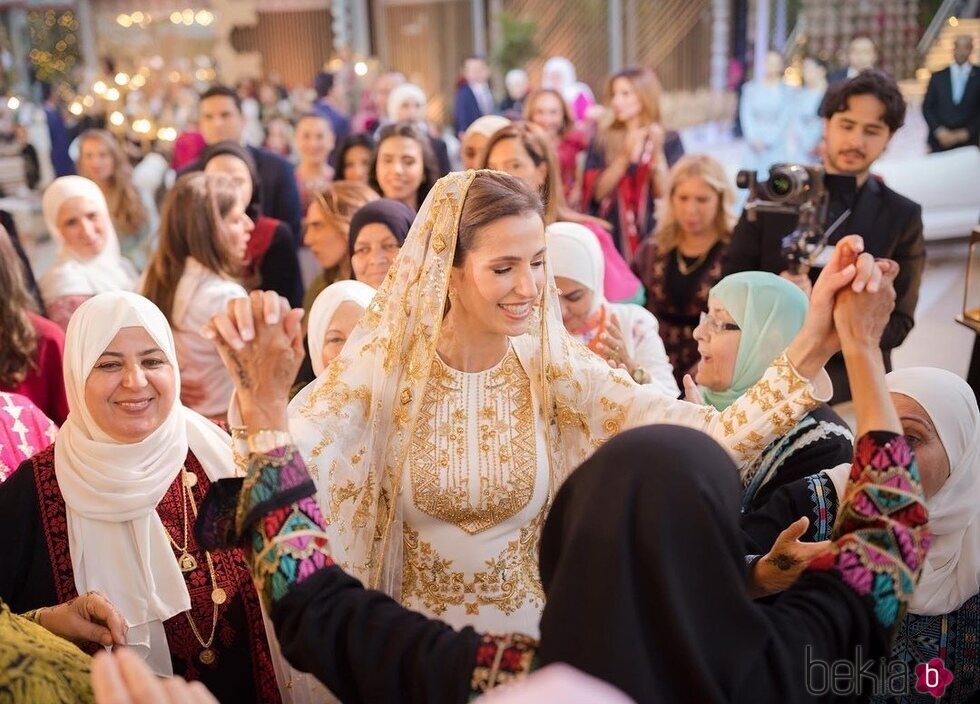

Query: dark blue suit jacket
[454,84,485,136]
[179,145,302,247]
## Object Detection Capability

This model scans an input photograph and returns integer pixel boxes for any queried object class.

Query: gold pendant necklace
[164,466,197,573]
[675,247,710,276]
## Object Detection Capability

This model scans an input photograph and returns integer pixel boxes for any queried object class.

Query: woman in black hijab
[196,257,928,703]
[347,198,414,289]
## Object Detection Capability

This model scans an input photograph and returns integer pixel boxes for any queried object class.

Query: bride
[206,169,882,637]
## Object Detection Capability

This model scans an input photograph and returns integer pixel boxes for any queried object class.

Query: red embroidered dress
[0,445,281,704]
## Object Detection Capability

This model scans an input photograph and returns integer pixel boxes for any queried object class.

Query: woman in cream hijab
[547,221,677,396]
[38,176,137,329]
[742,366,980,702]
[0,291,306,704]
[306,280,375,376]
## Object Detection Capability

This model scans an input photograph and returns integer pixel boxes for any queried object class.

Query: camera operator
[724,70,925,403]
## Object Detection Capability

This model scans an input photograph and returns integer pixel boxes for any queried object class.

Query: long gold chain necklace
[162,465,227,665]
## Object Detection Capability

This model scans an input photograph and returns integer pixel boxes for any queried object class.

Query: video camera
[736,164,833,275]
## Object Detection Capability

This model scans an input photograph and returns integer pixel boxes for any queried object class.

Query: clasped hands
[202,291,305,432]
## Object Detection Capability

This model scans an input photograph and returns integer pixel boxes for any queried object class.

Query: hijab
[701,272,808,411]
[307,280,376,376]
[55,291,236,675]
[347,198,415,255]
[386,83,428,125]
[546,221,607,348]
[887,367,980,615]
[39,176,136,299]
[463,115,511,140]
[536,424,770,702]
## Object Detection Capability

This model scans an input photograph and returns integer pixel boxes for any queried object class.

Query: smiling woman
[38,176,137,329]
[208,169,862,646]
[369,122,440,212]
[0,292,298,703]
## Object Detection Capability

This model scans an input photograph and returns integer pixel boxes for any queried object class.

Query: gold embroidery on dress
[401,505,546,616]
[409,348,536,535]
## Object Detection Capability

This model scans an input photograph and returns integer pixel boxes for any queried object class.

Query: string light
[132,118,152,134]
[105,87,121,101]
[93,80,107,95]
[114,72,130,85]
[116,14,133,28]
[109,111,125,126]
[7,97,20,110]
[354,61,368,76]
[156,126,178,142]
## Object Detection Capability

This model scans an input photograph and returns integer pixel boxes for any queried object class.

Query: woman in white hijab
[0,291,304,704]
[306,280,375,376]
[742,366,980,702]
[541,57,596,123]
[547,222,678,397]
[38,175,137,329]
[460,115,511,170]
[384,83,452,175]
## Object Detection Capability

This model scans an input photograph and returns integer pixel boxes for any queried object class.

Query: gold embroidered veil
[289,170,745,597]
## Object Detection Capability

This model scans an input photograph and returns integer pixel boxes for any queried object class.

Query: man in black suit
[179,86,302,245]
[724,70,925,403]
[454,56,494,138]
[923,36,980,152]
[827,36,878,84]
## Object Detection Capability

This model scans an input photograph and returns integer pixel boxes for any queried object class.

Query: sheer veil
[288,170,719,596]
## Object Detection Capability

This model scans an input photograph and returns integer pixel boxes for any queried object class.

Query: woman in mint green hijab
[697,272,807,411]
[690,271,854,510]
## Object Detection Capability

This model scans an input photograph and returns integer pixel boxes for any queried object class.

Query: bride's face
[449,212,546,338]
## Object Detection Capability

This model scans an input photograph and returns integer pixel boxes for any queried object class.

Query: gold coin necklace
[163,465,225,665]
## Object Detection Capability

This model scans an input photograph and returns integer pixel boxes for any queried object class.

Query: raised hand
[594,314,636,374]
[682,374,704,404]
[833,259,899,353]
[201,290,305,431]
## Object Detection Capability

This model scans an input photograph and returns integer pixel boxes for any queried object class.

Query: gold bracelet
[247,429,292,455]
[25,607,47,626]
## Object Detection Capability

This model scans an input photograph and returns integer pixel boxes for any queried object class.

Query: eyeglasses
[698,312,740,335]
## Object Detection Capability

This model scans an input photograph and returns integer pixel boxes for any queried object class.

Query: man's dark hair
[315,72,335,99]
[819,69,906,133]
[199,85,242,113]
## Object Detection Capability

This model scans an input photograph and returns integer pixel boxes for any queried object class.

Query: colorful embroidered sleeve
[469,633,538,699]
[205,442,541,701]
[808,432,931,633]
[235,444,333,610]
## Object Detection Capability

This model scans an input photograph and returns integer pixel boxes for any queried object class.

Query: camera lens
[770,174,792,196]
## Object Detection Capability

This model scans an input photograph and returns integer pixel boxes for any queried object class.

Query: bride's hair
[454,171,543,266]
